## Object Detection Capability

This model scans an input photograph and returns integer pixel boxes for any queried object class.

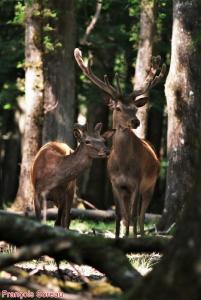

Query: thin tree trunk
[158,0,201,230]
[42,0,76,147]
[79,51,112,209]
[134,0,157,139]
[13,0,44,211]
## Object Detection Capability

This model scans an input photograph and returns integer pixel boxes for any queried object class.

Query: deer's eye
[116,106,121,112]
[85,140,91,145]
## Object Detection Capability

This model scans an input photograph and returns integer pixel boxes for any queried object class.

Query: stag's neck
[112,126,140,160]
[60,143,91,181]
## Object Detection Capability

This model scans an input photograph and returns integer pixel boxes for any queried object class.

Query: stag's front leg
[131,185,140,238]
[111,184,122,239]
[139,186,154,236]
[115,200,121,239]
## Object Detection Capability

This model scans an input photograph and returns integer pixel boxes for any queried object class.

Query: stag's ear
[104,95,116,110]
[94,122,103,135]
[134,94,149,107]
[102,129,116,140]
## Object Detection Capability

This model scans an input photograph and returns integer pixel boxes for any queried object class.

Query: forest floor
[0,219,162,298]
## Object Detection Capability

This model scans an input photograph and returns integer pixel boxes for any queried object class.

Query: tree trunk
[83,98,109,209]
[42,0,76,148]
[1,131,21,204]
[158,0,201,231]
[13,0,44,211]
[79,52,112,209]
[133,0,157,139]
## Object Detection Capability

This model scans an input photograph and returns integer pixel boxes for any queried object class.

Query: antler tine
[104,74,119,98]
[74,48,119,100]
[130,56,166,98]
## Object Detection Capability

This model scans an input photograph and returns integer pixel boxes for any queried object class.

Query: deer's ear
[73,129,83,142]
[102,129,116,140]
[94,122,103,135]
[134,94,149,107]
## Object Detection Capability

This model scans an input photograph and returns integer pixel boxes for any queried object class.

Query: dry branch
[0,211,141,291]
[80,0,102,45]
[8,208,161,223]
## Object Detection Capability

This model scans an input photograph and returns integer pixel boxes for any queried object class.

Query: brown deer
[31,123,113,229]
[74,48,166,237]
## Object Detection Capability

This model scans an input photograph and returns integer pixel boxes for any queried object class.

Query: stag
[74,48,166,237]
[31,123,113,229]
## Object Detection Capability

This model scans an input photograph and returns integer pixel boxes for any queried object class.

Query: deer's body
[74,48,165,237]
[31,124,112,229]
[108,127,160,237]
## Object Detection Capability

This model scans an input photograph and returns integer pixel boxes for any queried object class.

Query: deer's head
[73,122,114,158]
[74,48,166,130]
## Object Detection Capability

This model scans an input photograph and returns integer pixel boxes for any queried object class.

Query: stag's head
[74,48,166,130]
[73,123,114,158]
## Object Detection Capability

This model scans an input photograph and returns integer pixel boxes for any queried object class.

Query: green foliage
[160,158,168,179]
[12,1,25,25]
[70,219,115,235]
[0,0,24,135]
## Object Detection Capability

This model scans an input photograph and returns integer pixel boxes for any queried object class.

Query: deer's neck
[59,143,91,181]
[112,126,140,160]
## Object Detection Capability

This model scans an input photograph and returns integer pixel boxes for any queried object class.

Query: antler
[74,48,121,100]
[130,56,166,99]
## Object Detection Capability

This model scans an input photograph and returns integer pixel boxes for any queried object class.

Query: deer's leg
[41,191,48,223]
[110,182,122,238]
[139,187,154,236]
[60,184,74,229]
[132,198,138,238]
[112,184,122,239]
[34,193,42,221]
[115,200,121,239]
[120,186,131,237]
[61,195,72,229]
[112,182,133,238]
[131,185,140,238]
[55,204,63,227]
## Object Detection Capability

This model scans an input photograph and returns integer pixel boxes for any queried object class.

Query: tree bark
[133,0,157,139]
[158,0,201,230]
[42,0,76,148]
[13,0,44,211]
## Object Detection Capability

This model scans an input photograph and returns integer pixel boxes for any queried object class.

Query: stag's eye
[116,106,121,112]
[85,140,91,145]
